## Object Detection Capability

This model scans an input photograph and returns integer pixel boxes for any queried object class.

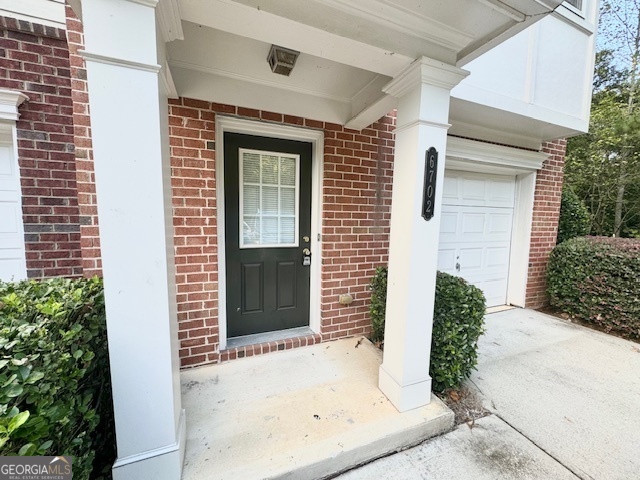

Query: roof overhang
[164,0,564,143]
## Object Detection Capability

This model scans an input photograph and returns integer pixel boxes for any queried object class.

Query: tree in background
[565,1,640,237]
[557,187,591,244]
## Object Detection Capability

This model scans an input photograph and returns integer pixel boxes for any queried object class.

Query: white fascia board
[314,0,474,51]
[179,0,413,77]
[446,136,548,173]
[457,0,563,67]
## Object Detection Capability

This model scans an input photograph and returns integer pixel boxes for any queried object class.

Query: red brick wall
[0,16,82,278]
[525,139,566,308]
[168,98,394,367]
[65,6,101,277]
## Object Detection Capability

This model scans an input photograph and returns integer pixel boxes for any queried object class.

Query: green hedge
[0,278,115,479]
[369,268,486,392]
[369,266,387,344]
[557,187,591,244]
[548,237,640,339]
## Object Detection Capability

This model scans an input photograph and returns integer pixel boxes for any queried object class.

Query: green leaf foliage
[548,237,640,339]
[0,278,115,479]
[368,267,388,343]
[557,187,591,244]
[369,268,486,392]
[430,272,486,392]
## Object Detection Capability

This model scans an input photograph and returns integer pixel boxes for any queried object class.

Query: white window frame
[238,148,300,249]
[562,0,585,16]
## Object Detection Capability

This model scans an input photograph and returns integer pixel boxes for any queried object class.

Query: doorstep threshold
[486,305,517,314]
[226,326,314,349]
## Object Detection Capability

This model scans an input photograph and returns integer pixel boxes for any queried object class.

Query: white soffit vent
[267,45,300,76]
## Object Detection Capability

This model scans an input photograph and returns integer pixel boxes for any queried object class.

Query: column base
[112,409,186,480]
[379,365,432,412]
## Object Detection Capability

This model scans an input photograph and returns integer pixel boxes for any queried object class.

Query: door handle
[456,262,460,272]
[303,248,310,255]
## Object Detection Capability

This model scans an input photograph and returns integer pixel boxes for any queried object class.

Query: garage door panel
[0,204,19,233]
[442,171,515,208]
[488,213,513,237]
[486,246,511,268]
[459,247,483,269]
[442,175,459,202]
[0,142,26,281]
[487,178,516,207]
[461,213,485,236]
[438,171,515,308]
[437,248,456,271]
[0,257,25,281]
[461,177,486,203]
[439,212,457,234]
[479,279,509,307]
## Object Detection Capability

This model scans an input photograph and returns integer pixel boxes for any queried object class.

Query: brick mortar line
[0,15,67,40]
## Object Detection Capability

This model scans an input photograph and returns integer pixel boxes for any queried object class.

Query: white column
[80,1,184,478]
[378,58,468,412]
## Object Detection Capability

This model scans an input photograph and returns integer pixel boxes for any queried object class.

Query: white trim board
[446,136,547,174]
[215,116,324,350]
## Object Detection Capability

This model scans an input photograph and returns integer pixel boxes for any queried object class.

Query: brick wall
[0,16,82,278]
[525,139,566,308]
[168,99,394,367]
[65,6,101,277]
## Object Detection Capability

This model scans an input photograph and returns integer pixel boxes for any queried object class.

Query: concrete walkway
[339,309,640,480]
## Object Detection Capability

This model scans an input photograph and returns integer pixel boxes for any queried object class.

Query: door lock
[303,236,310,243]
[302,248,311,266]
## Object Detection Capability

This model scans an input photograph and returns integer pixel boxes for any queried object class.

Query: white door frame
[215,116,324,350]
[445,136,548,307]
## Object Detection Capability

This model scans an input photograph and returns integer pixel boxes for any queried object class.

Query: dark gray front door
[224,133,312,338]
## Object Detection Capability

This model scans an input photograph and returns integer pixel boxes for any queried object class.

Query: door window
[239,148,299,248]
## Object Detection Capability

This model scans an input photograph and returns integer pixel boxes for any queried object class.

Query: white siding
[453,1,597,137]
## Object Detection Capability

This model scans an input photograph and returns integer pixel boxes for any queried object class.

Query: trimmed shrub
[369,266,388,343]
[0,278,115,479]
[430,272,486,392]
[548,236,640,339]
[557,187,591,244]
[369,268,486,392]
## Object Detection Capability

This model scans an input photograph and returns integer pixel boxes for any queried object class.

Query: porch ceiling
[167,0,563,133]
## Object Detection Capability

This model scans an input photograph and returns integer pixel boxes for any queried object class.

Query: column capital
[383,57,469,98]
[0,89,28,122]
[125,0,160,7]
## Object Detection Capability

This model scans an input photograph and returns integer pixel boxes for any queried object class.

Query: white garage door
[0,142,26,281]
[438,171,515,307]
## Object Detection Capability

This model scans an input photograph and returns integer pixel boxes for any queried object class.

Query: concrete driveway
[338,309,640,479]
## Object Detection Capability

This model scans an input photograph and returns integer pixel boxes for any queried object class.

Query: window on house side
[565,0,582,10]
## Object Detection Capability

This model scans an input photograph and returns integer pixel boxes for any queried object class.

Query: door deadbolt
[302,248,312,266]
[303,236,310,243]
